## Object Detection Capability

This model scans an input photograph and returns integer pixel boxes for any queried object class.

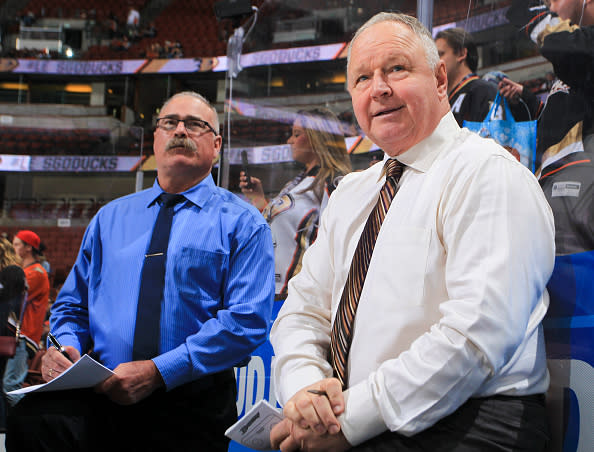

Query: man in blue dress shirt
[6,91,275,452]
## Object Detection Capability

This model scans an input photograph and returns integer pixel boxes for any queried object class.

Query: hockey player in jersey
[507,0,593,253]
[240,108,352,296]
[434,27,497,127]
[507,3,593,448]
[508,0,593,174]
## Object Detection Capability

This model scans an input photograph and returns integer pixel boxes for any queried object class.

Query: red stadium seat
[7,198,40,220]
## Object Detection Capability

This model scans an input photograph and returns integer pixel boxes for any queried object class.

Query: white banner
[227,145,293,165]
[0,43,347,75]
[11,59,147,75]
[0,154,30,171]
[30,155,141,172]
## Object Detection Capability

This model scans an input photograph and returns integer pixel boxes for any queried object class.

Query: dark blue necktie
[132,193,185,361]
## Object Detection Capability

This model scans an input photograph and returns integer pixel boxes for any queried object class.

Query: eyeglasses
[156,117,218,135]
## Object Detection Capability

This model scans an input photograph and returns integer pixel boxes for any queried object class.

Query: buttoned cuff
[338,380,387,447]
[152,347,192,390]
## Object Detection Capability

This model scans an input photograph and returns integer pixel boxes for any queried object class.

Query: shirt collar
[385,112,460,173]
[147,174,217,209]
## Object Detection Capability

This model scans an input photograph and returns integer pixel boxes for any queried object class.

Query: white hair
[347,12,440,72]
[160,91,219,133]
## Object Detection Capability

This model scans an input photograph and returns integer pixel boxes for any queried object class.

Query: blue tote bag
[463,92,537,172]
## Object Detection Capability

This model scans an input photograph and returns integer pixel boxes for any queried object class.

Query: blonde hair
[296,108,352,199]
[0,237,21,270]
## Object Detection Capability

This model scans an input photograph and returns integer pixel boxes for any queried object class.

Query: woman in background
[240,107,352,297]
[0,238,27,431]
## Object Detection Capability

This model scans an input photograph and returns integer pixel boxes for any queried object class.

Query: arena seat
[6,198,40,220]
[39,198,69,219]
[82,0,228,59]
[21,0,147,25]
[0,127,113,156]
[68,198,96,219]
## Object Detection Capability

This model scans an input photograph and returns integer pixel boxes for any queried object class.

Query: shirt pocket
[363,226,431,308]
[173,247,228,303]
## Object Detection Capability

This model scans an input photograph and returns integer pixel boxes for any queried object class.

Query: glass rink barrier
[222,1,594,451]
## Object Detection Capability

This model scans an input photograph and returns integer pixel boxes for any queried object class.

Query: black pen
[307,389,328,397]
[48,332,74,363]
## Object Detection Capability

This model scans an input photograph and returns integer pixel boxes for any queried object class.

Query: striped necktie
[330,158,405,388]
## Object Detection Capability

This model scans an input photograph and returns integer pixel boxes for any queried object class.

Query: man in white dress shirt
[270,12,555,452]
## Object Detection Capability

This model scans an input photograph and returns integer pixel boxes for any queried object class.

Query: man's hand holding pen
[41,339,80,382]
[270,377,351,451]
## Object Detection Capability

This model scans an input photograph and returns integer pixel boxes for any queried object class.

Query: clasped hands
[270,378,351,451]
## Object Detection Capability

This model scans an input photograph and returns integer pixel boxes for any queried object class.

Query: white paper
[225,399,284,450]
[8,354,114,395]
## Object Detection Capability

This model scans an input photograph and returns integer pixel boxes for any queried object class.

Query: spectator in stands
[6,91,275,452]
[21,11,36,27]
[142,41,185,59]
[507,4,593,448]
[104,11,119,39]
[126,5,141,40]
[162,40,183,58]
[239,107,352,296]
[4,231,49,407]
[37,48,51,59]
[508,0,593,177]
[482,70,543,121]
[0,238,27,432]
[269,12,554,451]
[126,5,140,29]
[434,27,497,126]
[141,42,160,59]
[141,21,157,38]
[110,35,131,51]
[170,41,184,58]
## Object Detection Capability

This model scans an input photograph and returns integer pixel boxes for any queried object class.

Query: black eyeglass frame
[155,117,218,136]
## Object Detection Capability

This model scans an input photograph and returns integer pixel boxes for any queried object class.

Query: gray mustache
[166,137,197,151]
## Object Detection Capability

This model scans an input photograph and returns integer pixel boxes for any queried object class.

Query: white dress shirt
[270,112,555,446]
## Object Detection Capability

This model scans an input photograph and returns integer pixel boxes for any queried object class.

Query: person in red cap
[4,230,50,406]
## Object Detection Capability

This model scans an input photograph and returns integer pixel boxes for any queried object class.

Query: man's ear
[456,47,467,65]
[213,134,223,154]
[435,60,448,99]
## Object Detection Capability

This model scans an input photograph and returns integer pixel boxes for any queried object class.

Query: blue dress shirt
[50,175,275,389]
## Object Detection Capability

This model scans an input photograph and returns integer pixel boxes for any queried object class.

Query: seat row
[0,127,144,156]
[2,197,108,220]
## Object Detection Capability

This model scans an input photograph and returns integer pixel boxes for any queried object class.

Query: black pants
[6,369,237,452]
[352,394,549,452]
